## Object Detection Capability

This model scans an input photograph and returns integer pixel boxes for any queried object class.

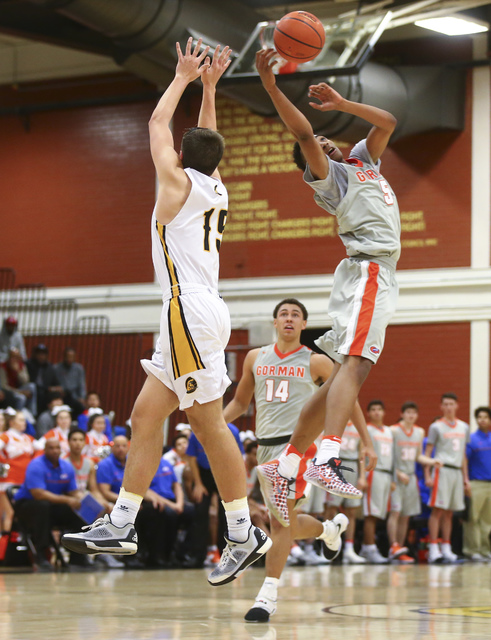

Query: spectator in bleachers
[163,433,188,484]
[38,406,72,455]
[0,386,16,412]
[186,423,244,567]
[55,347,86,417]
[35,392,63,437]
[84,413,111,461]
[13,437,86,569]
[0,348,37,416]
[96,435,129,505]
[64,428,122,569]
[174,422,192,439]
[78,392,112,440]
[0,410,6,432]
[424,393,470,563]
[463,406,491,561]
[0,316,26,363]
[138,456,194,567]
[26,344,63,415]
[0,410,37,531]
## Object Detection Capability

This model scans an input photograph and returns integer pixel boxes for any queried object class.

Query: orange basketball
[273,11,325,63]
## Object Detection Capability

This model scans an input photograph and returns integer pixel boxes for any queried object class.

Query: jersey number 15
[203,208,228,252]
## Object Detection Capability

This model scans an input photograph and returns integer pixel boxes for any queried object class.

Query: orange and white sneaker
[257,459,295,526]
[303,458,363,498]
[389,542,410,561]
[396,553,415,564]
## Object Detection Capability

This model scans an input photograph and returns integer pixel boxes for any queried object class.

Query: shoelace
[328,460,354,484]
[217,545,239,568]
[81,516,108,532]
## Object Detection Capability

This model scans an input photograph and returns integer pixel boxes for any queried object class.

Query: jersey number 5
[203,208,228,252]
[379,179,394,205]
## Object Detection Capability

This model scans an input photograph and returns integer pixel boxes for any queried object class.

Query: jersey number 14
[265,379,290,403]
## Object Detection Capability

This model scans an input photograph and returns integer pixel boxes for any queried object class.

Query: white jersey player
[224,299,368,622]
[424,393,470,564]
[387,402,441,564]
[62,39,271,586]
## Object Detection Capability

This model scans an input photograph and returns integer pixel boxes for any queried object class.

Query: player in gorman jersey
[255,48,400,524]
[62,39,271,585]
[387,402,441,563]
[424,393,470,563]
[224,299,368,622]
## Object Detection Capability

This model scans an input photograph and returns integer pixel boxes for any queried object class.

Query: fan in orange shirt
[84,414,111,462]
[38,406,72,455]
[0,410,37,530]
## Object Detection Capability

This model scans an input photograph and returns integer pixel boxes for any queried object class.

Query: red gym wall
[1,99,156,287]
[0,67,474,287]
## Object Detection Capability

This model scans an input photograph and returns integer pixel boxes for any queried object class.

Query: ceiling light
[415,15,488,36]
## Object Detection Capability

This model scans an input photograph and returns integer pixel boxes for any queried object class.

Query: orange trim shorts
[315,258,398,364]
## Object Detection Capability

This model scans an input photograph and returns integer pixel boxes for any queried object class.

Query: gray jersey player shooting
[255,48,400,526]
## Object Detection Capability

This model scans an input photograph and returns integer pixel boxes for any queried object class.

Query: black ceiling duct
[27,0,466,141]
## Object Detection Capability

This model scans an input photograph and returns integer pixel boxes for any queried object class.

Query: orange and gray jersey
[427,419,469,468]
[340,422,361,461]
[368,424,394,472]
[391,424,424,475]
[304,140,401,272]
[253,344,317,441]
[151,168,228,296]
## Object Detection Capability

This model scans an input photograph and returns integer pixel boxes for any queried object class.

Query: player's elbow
[385,114,397,134]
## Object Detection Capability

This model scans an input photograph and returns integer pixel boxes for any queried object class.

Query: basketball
[273,11,325,63]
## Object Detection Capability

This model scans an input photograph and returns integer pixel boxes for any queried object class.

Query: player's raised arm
[223,349,260,423]
[149,37,210,183]
[198,44,232,180]
[308,82,397,163]
[256,48,328,180]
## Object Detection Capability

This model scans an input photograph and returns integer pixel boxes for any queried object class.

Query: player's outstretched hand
[308,82,344,112]
[176,37,210,83]
[362,444,377,472]
[256,48,278,92]
[201,44,232,88]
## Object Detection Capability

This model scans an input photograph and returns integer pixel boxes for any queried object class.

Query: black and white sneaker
[61,514,138,556]
[244,596,277,623]
[208,526,272,586]
[318,513,349,560]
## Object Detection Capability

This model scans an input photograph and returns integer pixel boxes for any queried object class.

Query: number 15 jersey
[151,168,228,294]
[253,344,318,441]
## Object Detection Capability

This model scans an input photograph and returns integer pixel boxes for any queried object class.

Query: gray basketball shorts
[325,459,362,508]
[427,466,465,512]
[315,258,398,364]
[390,474,421,516]
[363,469,392,519]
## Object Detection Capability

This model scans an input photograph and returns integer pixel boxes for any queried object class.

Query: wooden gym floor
[0,563,490,639]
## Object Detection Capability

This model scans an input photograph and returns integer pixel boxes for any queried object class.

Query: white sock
[317,520,336,542]
[277,444,302,479]
[207,545,218,553]
[344,540,354,552]
[256,577,279,611]
[222,497,251,543]
[441,542,453,554]
[315,436,341,465]
[362,543,376,551]
[110,487,143,527]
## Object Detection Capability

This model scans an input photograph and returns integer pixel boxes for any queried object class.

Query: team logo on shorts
[369,345,380,355]
[185,377,198,394]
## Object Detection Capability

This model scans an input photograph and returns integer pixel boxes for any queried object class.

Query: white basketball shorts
[315,258,398,364]
[141,287,231,410]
